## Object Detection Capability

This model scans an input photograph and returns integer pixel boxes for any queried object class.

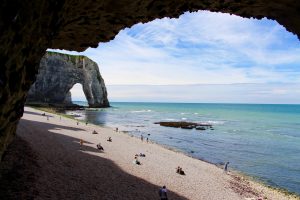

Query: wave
[163,118,176,121]
[197,120,225,125]
[130,110,152,113]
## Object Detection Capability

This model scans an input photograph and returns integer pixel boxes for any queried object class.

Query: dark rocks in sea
[196,126,206,130]
[154,121,212,130]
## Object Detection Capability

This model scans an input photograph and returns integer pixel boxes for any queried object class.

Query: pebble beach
[9,107,298,200]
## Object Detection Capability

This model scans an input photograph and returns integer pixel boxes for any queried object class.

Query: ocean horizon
[69,101,300,195]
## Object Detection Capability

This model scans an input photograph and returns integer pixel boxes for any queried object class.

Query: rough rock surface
[27,52,109,108]
[1,0,300,160]
[154,121,213,130]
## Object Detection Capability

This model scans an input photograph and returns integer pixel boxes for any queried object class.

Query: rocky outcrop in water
[155,121,213,130]
[27,52,109,108]
[1,0,300,160]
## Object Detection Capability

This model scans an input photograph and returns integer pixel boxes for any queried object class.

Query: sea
[69,102,300,195]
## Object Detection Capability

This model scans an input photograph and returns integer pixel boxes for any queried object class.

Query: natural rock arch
[1,0,300,159]
[27,52,109,108]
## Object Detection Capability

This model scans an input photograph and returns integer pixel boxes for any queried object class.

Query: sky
[51,11,300,104]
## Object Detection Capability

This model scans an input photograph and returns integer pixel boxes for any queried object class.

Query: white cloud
[106,83,300,104]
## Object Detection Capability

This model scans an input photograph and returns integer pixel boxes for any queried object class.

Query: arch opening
[69,83,88,106]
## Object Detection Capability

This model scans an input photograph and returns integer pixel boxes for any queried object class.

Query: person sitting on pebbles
[176,166,185,175]
[107,137,112,142]
[96,143,104,151]
[139,153,146,157]
[133,156,141,165]
[92,130,98,134]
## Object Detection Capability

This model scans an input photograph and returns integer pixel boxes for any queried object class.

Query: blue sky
[51,11,300,103]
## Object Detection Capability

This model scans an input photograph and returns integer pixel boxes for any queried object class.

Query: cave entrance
[69,83,88,106]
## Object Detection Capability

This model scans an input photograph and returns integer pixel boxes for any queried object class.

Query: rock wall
[27,52,109,108]
[1,0,300,160]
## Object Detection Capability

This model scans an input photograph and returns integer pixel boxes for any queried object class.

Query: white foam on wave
[163,118,176,121]
[131,110,152,113]
[181,117,187,120]
[206,120,225,125]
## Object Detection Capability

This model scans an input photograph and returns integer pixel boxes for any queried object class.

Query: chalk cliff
[27,52,109,108]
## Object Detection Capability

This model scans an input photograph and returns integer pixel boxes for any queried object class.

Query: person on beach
[85,121,88,125]
[139,153,146,157]
[224,162,230,173]
[96,143,104,151]
[92,130,98,134]
[116,127,118,132]
[176,166,185,175]
[133,156,141,165]
[79,139,84,149]
[141,135,143,142]
[77,121,79,125]
[159,185,168,200]
[107,137,112,142]
[146,137,149,143]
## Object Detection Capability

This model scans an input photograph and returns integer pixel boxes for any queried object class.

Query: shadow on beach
[24,110,55,118]
[0,118,188,200]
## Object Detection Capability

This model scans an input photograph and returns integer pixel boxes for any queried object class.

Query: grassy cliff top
[46,51,88,63]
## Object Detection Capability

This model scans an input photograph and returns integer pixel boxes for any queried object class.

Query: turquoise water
[70,102,300,194]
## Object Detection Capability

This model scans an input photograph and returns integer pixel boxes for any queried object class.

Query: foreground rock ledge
[1,0,300,160]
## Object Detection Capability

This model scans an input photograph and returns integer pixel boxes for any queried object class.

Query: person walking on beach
[224,162,230,173]
[141,134,143,142]
[159,185,168,200]
[80,139,84,149]
[146,137,149,143]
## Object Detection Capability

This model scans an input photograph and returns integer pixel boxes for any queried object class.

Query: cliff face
[1,0,300,160]
[27,52,109,108]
